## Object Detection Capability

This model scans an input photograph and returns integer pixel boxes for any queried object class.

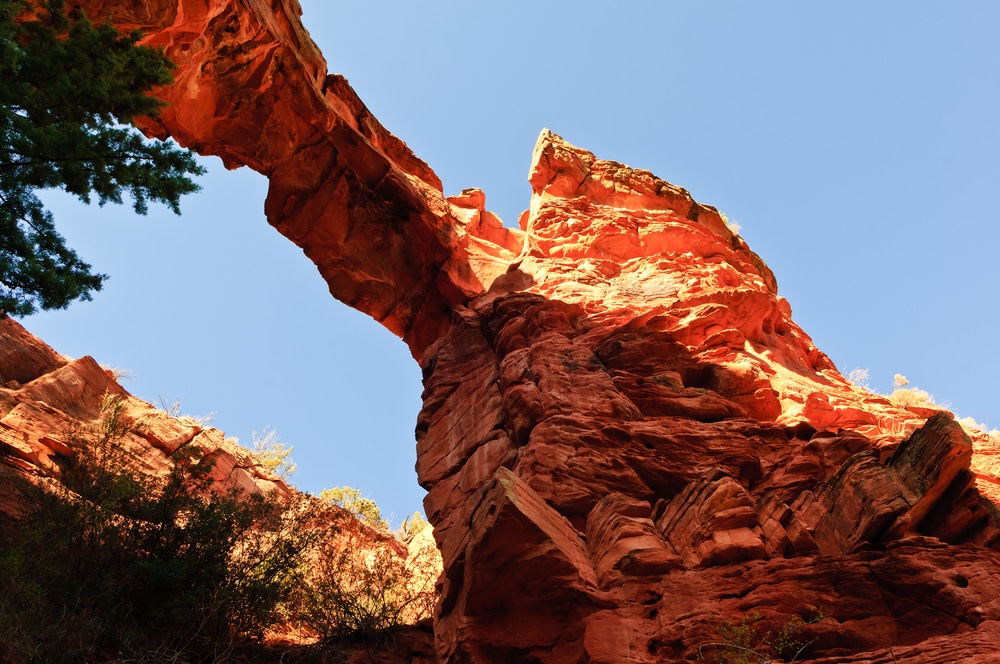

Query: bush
[0,394,312,662]
[0,395,441,661]
[319,486,387,530]
[294,521,438,647]
[699,610,822,663]
[888,373,938,410]
[249,426,296,480]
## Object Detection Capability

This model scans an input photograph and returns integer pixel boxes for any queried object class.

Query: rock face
[20,1,1000,661]
[0,316,293,510]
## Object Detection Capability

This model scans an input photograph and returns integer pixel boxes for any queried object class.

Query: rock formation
[14,1,1000,661]
[0,316,292,506]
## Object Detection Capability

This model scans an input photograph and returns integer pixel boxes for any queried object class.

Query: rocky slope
[17,1,1000,662]
[0,315,292,507]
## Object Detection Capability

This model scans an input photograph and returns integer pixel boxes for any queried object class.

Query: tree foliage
[0,0,204,316]
[320,486,387,530]
[250,426,297,480]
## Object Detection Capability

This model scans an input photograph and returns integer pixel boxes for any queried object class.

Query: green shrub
[699,609,822,663]
[397,511,429,543]
[0,395,441,661]
[319,486,386,530]
[0,395,311,662]
[249,426,296,480]
[294,524,438,647]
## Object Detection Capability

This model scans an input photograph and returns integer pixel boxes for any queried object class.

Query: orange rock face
[0,317,294,510]
[415,134,1000,663]
[19,1,1000,661]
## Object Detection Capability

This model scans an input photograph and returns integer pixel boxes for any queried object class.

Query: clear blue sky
[24,2,1000,526]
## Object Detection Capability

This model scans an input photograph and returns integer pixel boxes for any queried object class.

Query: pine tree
[0,0,205,316]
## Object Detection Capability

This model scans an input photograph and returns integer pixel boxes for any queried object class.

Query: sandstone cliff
[15,1,1000,662]
[0,315,292,504]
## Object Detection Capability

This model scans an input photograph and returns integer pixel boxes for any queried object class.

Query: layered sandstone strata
[16,1,1000,661]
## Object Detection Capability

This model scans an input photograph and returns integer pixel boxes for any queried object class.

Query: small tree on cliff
[320,486,388,530]
[0,0,204,316]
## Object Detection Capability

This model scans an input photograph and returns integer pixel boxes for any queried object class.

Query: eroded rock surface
[17,1,1000,661]
[0,318,292,507]
[415,133,1000,663]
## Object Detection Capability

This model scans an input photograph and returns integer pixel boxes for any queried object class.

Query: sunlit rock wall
[22,2,1000,661]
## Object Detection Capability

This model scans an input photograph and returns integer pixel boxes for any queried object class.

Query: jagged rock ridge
[15,2,1000,662]
[0,316,292,501]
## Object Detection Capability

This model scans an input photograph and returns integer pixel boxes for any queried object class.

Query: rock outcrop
[0,316,292,508]
[16,1,1000,661]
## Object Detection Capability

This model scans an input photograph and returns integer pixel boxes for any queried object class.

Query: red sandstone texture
[16,1,1000,662]
[0,316,293,504]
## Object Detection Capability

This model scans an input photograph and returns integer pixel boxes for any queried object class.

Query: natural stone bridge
[27,2,1000,660]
